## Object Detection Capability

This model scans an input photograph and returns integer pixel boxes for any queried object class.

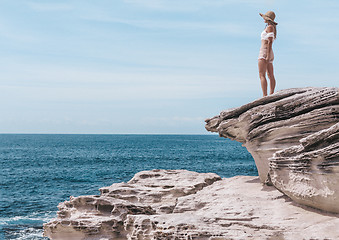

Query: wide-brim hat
[259,11,278,25]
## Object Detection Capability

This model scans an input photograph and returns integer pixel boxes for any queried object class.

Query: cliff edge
[205,87,339,213]
[43,87,339,239]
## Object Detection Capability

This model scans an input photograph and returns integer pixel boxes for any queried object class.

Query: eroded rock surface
[43,169,221,240]
[270,122,339,213]
[205,87,339,213]
[44,170,339,239]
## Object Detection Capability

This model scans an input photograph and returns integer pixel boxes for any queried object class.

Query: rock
[205,87,339,213]
[44,170,339,239]
[43,169,221,240]
[205,87,339,182]
[269,122,339,213]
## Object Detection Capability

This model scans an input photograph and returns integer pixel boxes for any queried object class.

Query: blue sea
[0,134,257,239]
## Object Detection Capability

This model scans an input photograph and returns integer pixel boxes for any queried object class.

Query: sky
[0,0,338,134]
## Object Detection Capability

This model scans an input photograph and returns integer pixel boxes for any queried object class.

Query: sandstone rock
[269,122,339,213]
[205,87,339,213]
[43,169,221,240]
[205,87,339,183]
[44,170,339,239]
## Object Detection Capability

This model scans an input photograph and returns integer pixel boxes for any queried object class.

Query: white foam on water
[0,211,56,225]
[7,227,46,240]
[0,211,56,239]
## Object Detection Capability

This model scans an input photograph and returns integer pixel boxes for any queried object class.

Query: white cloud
[141,116,205,128]
[0,22,39,43]
[1,0,337,134]
[80,14,253,37]
[123,0,269,11]
[0,60,258,105]
[26,2,73,12]
[279,19,339,55]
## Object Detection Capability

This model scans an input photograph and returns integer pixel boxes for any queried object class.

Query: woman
[258,11,278,97]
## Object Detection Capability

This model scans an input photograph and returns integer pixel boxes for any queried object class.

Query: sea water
[0,134,257,239]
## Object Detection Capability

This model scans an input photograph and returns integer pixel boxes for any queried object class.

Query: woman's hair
[266,22,277,39]
[272,23,277,39]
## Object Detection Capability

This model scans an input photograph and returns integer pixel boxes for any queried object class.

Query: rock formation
[43,87,339,239]
[43,169,221,239]
[270,122,339,213]
[44,169,339,240]
[205,87,339,213]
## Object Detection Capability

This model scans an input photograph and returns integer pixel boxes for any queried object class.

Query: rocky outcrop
[44,170,339,239]
[270,122,339,213]
[43,169,221,240]
[205,87,339,213]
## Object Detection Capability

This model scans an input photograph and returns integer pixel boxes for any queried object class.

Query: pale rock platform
[44,169,339,240]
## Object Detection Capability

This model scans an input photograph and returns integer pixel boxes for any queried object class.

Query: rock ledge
[44,169,339,240]
[205,87,339,213]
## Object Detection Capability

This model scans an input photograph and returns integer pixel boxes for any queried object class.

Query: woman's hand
[263,53,269,62]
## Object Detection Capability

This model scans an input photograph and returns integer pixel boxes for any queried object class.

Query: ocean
[0,134,257,239]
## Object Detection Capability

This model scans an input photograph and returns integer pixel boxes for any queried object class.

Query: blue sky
[0,0,338,134]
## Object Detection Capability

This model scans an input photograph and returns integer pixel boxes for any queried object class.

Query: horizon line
[0,132,215,135]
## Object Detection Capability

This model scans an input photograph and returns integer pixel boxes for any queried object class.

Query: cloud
[81,14,253,37]
[0,60,257,105]
[141,116,206,127]
[123,0,269,11]
[0,24,39,42]
[26,2,74,12]
[280,19,339,55]
[124,0,171,10]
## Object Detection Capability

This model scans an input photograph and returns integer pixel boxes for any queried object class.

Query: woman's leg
[258,59,268,97]
[267,62,276,95]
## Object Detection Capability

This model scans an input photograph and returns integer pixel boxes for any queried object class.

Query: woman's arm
[265,25,274,61]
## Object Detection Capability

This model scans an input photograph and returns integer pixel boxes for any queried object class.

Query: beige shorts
[258,48,274,63]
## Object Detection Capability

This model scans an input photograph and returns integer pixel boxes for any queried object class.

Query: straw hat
[259,11,278,25]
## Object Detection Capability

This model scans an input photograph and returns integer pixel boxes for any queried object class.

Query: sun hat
[259,11,278,25]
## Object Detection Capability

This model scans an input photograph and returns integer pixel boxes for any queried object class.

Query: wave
[0,211,55,225]
[2,227,46,240]
[0,211,55,240]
